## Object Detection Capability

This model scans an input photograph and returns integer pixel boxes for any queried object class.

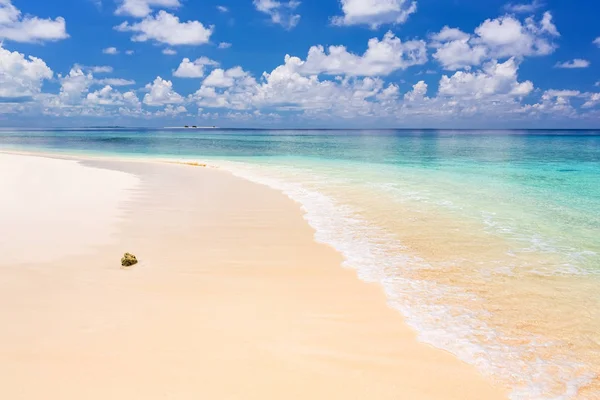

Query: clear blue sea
[2,128,600,399]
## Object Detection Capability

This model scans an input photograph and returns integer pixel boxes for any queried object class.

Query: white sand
[0,153,506,399]
[0,153,139,265]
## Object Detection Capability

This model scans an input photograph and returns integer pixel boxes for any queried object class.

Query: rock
[121,253,138,267]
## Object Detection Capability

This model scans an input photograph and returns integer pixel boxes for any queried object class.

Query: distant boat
[165,126,219,129]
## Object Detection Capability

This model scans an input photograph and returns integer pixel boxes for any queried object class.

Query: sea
[1,128,600,399]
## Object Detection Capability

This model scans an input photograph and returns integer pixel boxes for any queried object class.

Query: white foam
[215,159,596,400]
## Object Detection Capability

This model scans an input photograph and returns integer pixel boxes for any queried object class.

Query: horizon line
[1,127,600,131]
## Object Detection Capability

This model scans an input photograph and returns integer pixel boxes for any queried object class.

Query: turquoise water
[2,129,600,399]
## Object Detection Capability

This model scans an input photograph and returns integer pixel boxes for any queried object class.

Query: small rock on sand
[121,253,138,267]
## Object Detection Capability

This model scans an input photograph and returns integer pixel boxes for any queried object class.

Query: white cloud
[555,59,590,69]
[543,90,580,98]
[475,12,558,56]
[594,37,600,47]
[184,41,542,123]
[583,93,600,109]
[430,27,488,71]
[251,69,397,116]
[431,12,559,70]
[87,85,131,106]
[173,57,219,78]
[523,89,581,117]
[253,0,300,30]
[89,65,113,73]
[40,68,142,117]
[115,0,181,18]
[404,81,428,102]
[286,32,427,76]
[143,76,184,106]
[438,58,533,99]
[191,58,404,118]
[504,0,544,13]
[103,47,119,54]
[58,67,94,104]
[217,5,229,12]
[125,50,134,55]
[0,44,53,99]
[522,89,600,117]
[96,78,136,86]
[203,66,249,87]
[332,0,417,29]
[123,91,142,108]
[0,0,68,43]
[115,11,213,46]
[539,11,558,36]
[431,27,470,42]
[162,48,177,55]
[155,104,187,116]
[218,42,232,49]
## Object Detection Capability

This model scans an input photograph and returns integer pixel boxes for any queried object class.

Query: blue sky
[0,0,598,128]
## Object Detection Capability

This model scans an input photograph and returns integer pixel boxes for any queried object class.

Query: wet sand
[0,153,506,399]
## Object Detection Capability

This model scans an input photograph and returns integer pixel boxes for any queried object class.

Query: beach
[0,152,506,399]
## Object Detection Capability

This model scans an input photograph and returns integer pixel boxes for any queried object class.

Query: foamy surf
[215,159,597,400]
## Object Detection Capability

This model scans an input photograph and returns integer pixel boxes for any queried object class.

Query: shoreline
[0,151,506,399]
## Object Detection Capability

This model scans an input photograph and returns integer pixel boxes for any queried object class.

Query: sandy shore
[0,153,506,399]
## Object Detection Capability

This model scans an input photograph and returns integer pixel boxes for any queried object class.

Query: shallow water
[2,129,600,399]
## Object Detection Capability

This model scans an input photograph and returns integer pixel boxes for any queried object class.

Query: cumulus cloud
[431,12,559,70]
[143,76,184,105]
[103,47,119,54]
[173,57,219,78]
[217,5,229,12]
[155,104,187,116]
[203,66,249,87]
[438,58,533,99]
[475,12,559,56]
[523,89,581,117]
[404,81,428,102]
[521,89,600,117]
[253,0,300,30]
[58,67,94,104]
[123,91,142,108]
[504,0,544,13]
[285,32,427,76]
[0,44,53,99]
[162,48,177,55]
[115,0,181,18]
[583,93,600,109]
[0,0,68,43]
[183,37,546,123]
[430,27,487,70]
[42,78,143,118]
[86,85,138,106]
[218,42,232,49]
[115,11,213,46]
[190,58,403,118]
[594,37,600,47]
[555,59,590,69]
[332,0,417,29]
